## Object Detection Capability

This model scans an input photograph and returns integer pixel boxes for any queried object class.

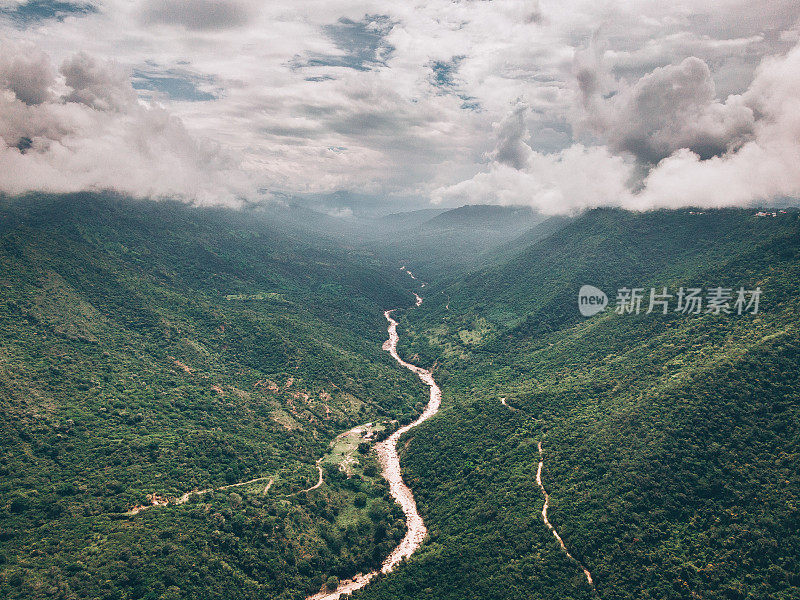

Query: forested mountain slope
[365,204,547,278]
[356,208,800,600]
[2,199,798,600]
[0,193,424,600]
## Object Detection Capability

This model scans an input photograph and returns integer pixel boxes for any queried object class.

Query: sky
[0,0,799,214]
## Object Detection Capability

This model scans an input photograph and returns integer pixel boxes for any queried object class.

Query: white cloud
[581,55,755,163]
[61,51,136,111]
[0,41,253,204]
[632,42,800,209]
[438,41,800,214]
[0,42,55,105]
[0,0,798,211]
[432,144,633,215]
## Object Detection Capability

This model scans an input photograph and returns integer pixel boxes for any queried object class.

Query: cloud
[138,0,255,31]
[0,42,253,203]
[490,101,532,170]
[436,41,800,213]
[0,42,55,105]
[632,41,800,209]
[580,55,755,164]
[433,143,632,215]
[1,0,798,211]
[61,51,136,110]
[324,206,353,218]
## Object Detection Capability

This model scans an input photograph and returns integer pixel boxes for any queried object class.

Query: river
[309,295,440,600]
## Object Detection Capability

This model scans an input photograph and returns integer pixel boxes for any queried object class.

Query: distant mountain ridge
[422,204,540,229]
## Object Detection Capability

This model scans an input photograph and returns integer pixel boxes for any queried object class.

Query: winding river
[309,294,440,600]
[131,291,591,597]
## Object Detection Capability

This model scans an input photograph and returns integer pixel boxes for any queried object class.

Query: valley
[311,298,442,599]
[3,6,800,600]
[1,196,798,600]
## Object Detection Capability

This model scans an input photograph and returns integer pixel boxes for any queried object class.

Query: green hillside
[2,199,798,600]
[0,193,425,600]
[355,208,800,600]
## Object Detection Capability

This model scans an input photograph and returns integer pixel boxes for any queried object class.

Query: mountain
[414,208,799,334]
[0,193,425,600]
[363,204,548,278]
[2,197,799,600]
[379,208,448,232]
[355,207,800,600]
[422,204,540,229]
[252,202,549,281]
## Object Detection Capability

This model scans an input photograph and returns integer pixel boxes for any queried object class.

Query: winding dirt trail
[126,475,274,515]
[308,295,440,600]
[536,441,595,589]
[299,458,324,493]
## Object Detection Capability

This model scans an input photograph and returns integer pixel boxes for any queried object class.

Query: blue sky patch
[132,65,219,102]
[430,58,462,90]
[429,57,481,111]
[0,0,96,24]
[293,15,394,72]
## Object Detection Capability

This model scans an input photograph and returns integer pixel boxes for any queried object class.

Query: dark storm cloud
[139,0,254,31]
